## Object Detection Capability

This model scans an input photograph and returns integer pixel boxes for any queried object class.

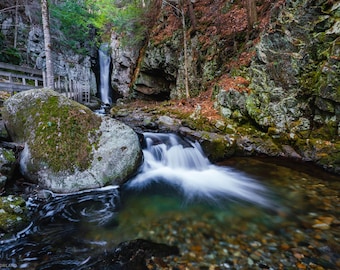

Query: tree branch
[0,5,26,13]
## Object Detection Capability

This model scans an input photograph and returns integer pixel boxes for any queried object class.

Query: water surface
[0,134,339,269]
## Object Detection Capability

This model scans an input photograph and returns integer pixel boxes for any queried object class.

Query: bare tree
[14,0,19,48]
[41,0,54,89]
[179,0,190,98]
[163,0,190,98]
[187,0,196,34]
[245,0,257,32]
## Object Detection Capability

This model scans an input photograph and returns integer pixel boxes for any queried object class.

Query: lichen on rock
[2,89,142,193]
[3,89,101,174]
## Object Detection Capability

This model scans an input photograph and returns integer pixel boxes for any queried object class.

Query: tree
[50,0,96,53]
[41,0,54,89]
[14,0,19,48]
[180,0,190,98]
[245,0,257,32]
[163,0,191,98]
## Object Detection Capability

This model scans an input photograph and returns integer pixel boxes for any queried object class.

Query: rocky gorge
[0,0,339,268]
[0,0,339,175]
[108,0,340,174]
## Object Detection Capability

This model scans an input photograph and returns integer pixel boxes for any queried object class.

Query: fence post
[43,70,47,88]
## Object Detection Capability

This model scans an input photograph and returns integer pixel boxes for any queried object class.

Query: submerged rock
[2,89,142,193]
[77,239,180,270]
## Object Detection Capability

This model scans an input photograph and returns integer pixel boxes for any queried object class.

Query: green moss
[0,195,28,233]
[2,149,16,163]
[181,116,217,132]
[201,136,235,162]
[25,95,101,173]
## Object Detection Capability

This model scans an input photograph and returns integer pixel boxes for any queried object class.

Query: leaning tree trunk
[41,0,54,89]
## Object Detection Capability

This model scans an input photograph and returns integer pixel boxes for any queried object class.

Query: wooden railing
[0,62,90,103]
[0,62,44,91]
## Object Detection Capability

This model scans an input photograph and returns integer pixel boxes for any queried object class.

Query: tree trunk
[14,0,19,48]
[180,0,190,98]
[41,0,54,89]
[245,0,257,31]
[187,0,196,34]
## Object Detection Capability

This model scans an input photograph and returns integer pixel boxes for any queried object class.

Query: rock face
[0,2,97,102]
[135,37,180,99]
[243,0,340,135]
[109,0,340,174]
[110,33,141,97]
[27,25,97,100]
[2,89,142,193]
[217,0,340,173]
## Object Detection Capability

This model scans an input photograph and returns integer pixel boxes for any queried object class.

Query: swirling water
[0,133,339,269]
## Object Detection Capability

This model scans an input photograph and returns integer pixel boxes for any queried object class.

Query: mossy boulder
[2,89,142,193]
[0,195,29,233]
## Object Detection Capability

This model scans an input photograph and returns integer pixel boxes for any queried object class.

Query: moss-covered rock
[0,148,17,190]
[3,89,101,173]
[0,195,29,233]
[2,89,142,193]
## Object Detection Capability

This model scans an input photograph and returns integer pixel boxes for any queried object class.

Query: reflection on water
[0,139,339,268]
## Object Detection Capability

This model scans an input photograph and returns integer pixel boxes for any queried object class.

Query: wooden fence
[0,62,90,103]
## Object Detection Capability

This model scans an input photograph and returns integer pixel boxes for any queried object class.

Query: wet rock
[81,239,180,270]
[0,148,17,191]
[0,195,29,233]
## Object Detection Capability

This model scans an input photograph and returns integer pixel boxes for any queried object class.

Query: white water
[127,133,273,207]
[99,43,112,105]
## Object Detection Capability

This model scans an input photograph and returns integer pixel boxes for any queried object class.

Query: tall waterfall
[99,43,112,105]
[126,133,273,207]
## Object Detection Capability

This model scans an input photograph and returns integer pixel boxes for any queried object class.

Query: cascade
[99,43,112,105]
[126,133,273,207]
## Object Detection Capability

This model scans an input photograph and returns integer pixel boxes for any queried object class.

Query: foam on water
[127,133,273,207]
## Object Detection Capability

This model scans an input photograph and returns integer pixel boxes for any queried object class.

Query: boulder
[2,89,142,193]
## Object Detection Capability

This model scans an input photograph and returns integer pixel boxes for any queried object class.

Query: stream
[0,133,339,269]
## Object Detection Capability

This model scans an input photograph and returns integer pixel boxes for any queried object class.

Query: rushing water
[0,133,339,269]
[99,43,112,105]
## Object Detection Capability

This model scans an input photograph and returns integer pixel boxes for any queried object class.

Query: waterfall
[126,133,273,207]
[99,43,112,105]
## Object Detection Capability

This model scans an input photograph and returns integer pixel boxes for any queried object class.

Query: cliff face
[123,0,339,173]
[1,1,339,172]
[136,0,339,132]
[0,0,97,100]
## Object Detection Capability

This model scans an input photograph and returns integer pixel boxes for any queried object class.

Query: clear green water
[1,157,339,269]
[85,157,340,268]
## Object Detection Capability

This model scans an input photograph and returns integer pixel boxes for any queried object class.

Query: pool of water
[0,152,339,269]
[115,157,340,269]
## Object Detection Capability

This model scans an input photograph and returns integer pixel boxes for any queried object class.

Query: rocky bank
[110,0,340,174]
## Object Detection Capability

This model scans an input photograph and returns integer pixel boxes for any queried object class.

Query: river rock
[0,147,17,191]
[75,239,180,270]
[0,195,29,233]
[2,89,142,193]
